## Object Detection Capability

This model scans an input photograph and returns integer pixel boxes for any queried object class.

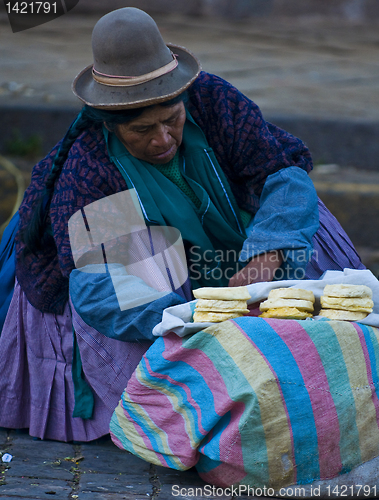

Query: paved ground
[1,9,379,499]
[0,429,232,500]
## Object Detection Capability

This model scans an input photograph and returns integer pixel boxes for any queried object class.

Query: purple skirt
[0,282,149,442]
[305,199,365,278]
[0,199,365,442]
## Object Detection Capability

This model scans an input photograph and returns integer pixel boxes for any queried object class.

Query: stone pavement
[1,11,379,121]
[1,10,379,166]
[0,429,235,500]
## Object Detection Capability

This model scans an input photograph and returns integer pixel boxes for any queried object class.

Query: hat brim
[72,44,201,110]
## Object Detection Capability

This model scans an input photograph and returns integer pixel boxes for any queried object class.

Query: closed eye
[164,117,177,125]
[133,126,151,134]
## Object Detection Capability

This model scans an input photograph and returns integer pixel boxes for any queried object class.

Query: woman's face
[115,101,186,164]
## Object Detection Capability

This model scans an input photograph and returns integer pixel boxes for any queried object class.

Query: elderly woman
[0,7,364,442]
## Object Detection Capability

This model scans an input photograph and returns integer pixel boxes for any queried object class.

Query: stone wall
[72,0,379,21]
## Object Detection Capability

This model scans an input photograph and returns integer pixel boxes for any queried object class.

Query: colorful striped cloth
[110,317,379,490]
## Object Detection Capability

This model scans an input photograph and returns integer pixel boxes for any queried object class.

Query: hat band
[92,52,178,87]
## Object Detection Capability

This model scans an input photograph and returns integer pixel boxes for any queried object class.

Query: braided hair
[21,93,187,255]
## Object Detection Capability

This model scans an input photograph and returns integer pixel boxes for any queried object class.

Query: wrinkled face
[115,101,186,165]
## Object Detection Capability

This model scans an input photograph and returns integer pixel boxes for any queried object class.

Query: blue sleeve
[239,167,319,278]
[69,264,186,342]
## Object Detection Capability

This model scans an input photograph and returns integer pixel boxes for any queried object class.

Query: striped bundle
[110,316,379,490]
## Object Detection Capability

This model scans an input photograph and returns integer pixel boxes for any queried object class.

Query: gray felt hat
[72,7,201,110]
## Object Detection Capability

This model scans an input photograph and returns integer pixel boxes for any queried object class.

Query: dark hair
[21,92,187,255]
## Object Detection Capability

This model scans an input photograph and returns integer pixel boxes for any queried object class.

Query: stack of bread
[259,288,315,319]
[193,286,251,323]
[319,284,373,321]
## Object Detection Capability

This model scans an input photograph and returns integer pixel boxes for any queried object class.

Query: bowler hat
[72,8,201,110]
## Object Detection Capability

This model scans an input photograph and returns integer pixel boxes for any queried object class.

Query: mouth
[151,145,176,161]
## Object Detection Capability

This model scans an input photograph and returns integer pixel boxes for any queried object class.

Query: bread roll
[318,309,368,321]
[193,310,244,323]
[195,299,249,313]
[260,298,314,312]
[323,284,372,299]
[259,307,312,320]
[193,286,251,301]
[268,288,315,303]
[320,296,373,313]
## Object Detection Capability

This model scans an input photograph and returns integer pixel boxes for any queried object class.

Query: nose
[150,125,171,150]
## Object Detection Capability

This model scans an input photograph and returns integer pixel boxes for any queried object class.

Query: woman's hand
[228,250,283,287]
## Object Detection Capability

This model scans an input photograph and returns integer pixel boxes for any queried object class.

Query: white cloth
[153,268,379,337]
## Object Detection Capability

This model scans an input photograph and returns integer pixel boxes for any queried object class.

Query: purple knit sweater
[16,72,312,314]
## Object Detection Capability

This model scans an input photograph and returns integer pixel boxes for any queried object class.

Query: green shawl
[103,111,247,288]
